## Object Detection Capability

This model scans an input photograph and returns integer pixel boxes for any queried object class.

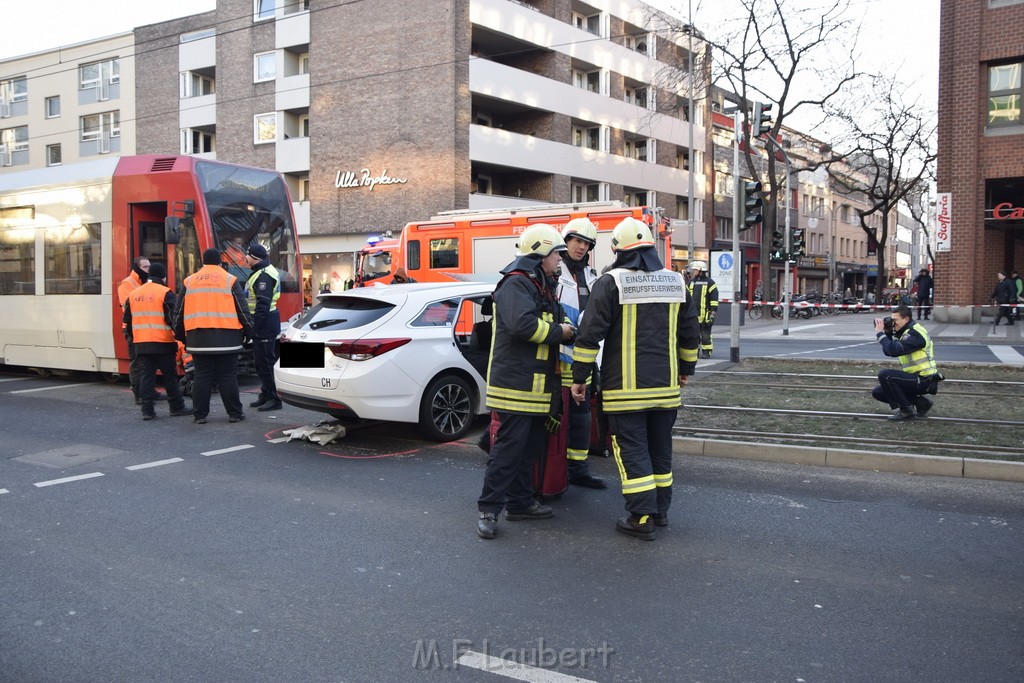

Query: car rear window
[294,297,395,331]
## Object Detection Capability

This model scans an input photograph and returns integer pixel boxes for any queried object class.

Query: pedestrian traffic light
[753,101,774,138]
[770,229,785,261]
[791,228,806,257]
[742,181,763,231]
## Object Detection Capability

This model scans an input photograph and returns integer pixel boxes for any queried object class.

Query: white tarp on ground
[282,420,347,445]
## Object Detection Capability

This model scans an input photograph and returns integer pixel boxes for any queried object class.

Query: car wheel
[419,373,474,442]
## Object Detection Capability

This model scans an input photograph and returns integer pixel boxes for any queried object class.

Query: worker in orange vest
[123,262,192,420]
[118,256,165,404]
[174,248,254,424]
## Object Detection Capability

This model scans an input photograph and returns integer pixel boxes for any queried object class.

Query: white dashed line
[11,383,90,394]
[0,377,27,383]
[0,488,9,495]
[201,444,255,457]
[34,472,105,488]
[456,651,597,682]
[989,345,1024,365]
[125,458,184,471]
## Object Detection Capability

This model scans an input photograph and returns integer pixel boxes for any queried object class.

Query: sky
[0,0,938,118]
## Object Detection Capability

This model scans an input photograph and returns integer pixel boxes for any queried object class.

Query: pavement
[671,307,1024,484]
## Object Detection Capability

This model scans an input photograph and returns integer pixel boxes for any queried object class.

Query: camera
[883,316,894,335]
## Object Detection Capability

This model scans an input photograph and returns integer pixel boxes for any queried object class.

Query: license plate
[280,341,325,368]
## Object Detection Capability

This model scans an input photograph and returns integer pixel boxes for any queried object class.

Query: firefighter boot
[567,460,607,489]
[616,514,656,541]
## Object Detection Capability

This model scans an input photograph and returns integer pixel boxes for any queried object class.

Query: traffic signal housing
[791,228,806,258]
[742,181,763,231]
[753,101,774,137]
[770,229,785,261]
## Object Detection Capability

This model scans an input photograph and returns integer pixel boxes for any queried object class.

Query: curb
[672,437,1024,483]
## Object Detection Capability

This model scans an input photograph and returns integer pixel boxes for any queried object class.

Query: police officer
[871,304,940,421]
[571,218,700,541]
[174,248,253,424]
[687,260,718,358]
[123,262,192,420]
[556,218,605,488]
[244,244,283,412]
[477,224,575,540]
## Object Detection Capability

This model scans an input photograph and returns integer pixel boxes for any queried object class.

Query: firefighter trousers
[607,409,677,517]
[478,412,546,515]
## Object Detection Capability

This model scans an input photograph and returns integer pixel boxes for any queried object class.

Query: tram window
[173,218,202,286]
[0,206,36,295]
[44,222,102,294]
[140,221,165,262]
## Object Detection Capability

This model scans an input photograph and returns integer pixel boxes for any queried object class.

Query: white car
[275,281,496,441]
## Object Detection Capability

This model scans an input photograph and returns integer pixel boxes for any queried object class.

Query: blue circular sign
[718,253,734,269]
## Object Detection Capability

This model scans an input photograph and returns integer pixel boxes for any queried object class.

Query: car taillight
[326,338,412,360]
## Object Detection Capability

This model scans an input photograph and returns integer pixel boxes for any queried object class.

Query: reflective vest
[128,282,175,344]
[898,323,937,377]
[118,270,144,330]
[245,264,281,313]
[182,265,243,332]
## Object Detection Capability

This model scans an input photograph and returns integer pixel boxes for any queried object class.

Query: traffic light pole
[761,135,793,336]
[730,111,742,363]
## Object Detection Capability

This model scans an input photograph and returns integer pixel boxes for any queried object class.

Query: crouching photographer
[871,305,942,421]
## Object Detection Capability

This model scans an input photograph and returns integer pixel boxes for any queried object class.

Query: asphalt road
[1,372,1022,682]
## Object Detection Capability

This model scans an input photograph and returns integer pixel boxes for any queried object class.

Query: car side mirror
[164,216,181,245]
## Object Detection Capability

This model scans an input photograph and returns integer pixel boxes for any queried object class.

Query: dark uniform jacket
[878,321,937,377]
[992,278,1016,304]
[484,267,565,415]
[688,274,719,324]
[246,258,281,339]
[572,265,700,413]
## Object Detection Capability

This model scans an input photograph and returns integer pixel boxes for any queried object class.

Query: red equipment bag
[484,396,569,500]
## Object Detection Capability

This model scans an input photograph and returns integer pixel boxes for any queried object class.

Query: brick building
[938,0,1024,321]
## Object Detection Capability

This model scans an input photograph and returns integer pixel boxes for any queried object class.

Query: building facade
[938,0,1024,320]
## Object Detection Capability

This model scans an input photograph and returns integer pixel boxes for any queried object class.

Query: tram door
[129,202,170,285]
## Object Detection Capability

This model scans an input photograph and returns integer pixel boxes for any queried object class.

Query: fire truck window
[429,238,458,269]
[407,240,421,271]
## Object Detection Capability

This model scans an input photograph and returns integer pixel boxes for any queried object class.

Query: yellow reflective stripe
[528,319,550,344]
[183,311,242,320]
[487,385,550,402]
[668,302,679,382]
[537,344,549,361]
[132,323,172,330]
[680,348,698,362]
[603,399,681,412]
[572,346,599,363]
[653,472,673,487]
[188,286,232,294]
[621,474,655,494]
[603,386,682,400]
[485,397,551,413]
[567,448,588,461]
[622,304,637,390]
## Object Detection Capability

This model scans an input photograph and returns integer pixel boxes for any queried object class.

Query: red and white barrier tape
[717,300,1023,310]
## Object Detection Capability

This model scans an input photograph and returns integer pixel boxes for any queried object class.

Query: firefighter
[687,260,718,358]
[477,224,575,540]
[174,248,253,424]
[571,217,700,541]
[244,244,283,412]
[123,262,192,420]
[556,217,606,488]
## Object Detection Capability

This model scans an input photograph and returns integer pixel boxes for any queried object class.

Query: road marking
[10,383,88,394]
[455,650,597,682]
[787,322,835,331]
[34,472,105,488]
[989,345,1024,365]
[770,341,874,357]
[126,458,184,471]
[0,488,9,495]
[0,377,27,383]
[267,437,290,444]
[201,444,255,457]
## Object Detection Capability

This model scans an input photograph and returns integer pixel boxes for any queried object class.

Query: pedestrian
[871,304,941,420]
[1012,269,1023,322]
[244,244,283,412]
[570,217,700,541]
[911,267,933,320]
[555,218,606,489]
[390,267,416,284]
[118,256,154,404]
[174,248,254,424]
[123,262,192,420]
[991,270,1016,326]
[477,224,575,540]
[687,260,718,358]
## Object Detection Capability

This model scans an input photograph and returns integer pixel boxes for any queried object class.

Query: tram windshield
[195,161,299,292]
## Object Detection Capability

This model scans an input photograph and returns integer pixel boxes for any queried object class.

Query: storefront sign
[991,202,1024,220]
[935,192,951,252]
[335,168,408,191]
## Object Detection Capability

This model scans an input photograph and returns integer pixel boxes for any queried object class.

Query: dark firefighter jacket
[485,267,565,415]
[572,266,700,413]
[688,274,719,324]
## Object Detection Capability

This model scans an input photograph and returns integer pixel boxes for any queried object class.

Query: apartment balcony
[276,73,310,112]
[179,93,216,129]
[276,9,310,50]
[179,35,215,72]
[276,136,309,174]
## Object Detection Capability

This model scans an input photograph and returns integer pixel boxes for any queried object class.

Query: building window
[254,0,275,21]
[43,96,60,119]
[624,191,649,207]
[572,125,600,150]
[988,62,1023,126]
[298,175,310,201]
[181,128,214,155]
[299,114,310,137]
[571,183,601,203]
[624,86,648,108]
[0,76,28,104]
[46,143,62,166]
[0,125,29,152]
[716,217,733,241]
[80,111,119,142]
[254,52,276,83]
[79,58,119,90]
[180,72,215,98]
[626,138,653,162]
[298,53,309,75]
[572,69,601,93]
[254,113,277,144]
[180,28,216,43]
[572,12,601,35]
[474,174,492,195]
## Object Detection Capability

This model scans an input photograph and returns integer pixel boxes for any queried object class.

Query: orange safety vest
[128,282,175,344]
[182,265,243,332]
[118,270,144,330]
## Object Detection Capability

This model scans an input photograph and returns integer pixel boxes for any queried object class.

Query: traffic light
[741,180,763,231]
[770,229,785,261]
[791,228,806,258]
[753,101,774,137]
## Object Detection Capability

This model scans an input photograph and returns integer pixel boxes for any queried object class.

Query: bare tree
[826,75,937,303]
